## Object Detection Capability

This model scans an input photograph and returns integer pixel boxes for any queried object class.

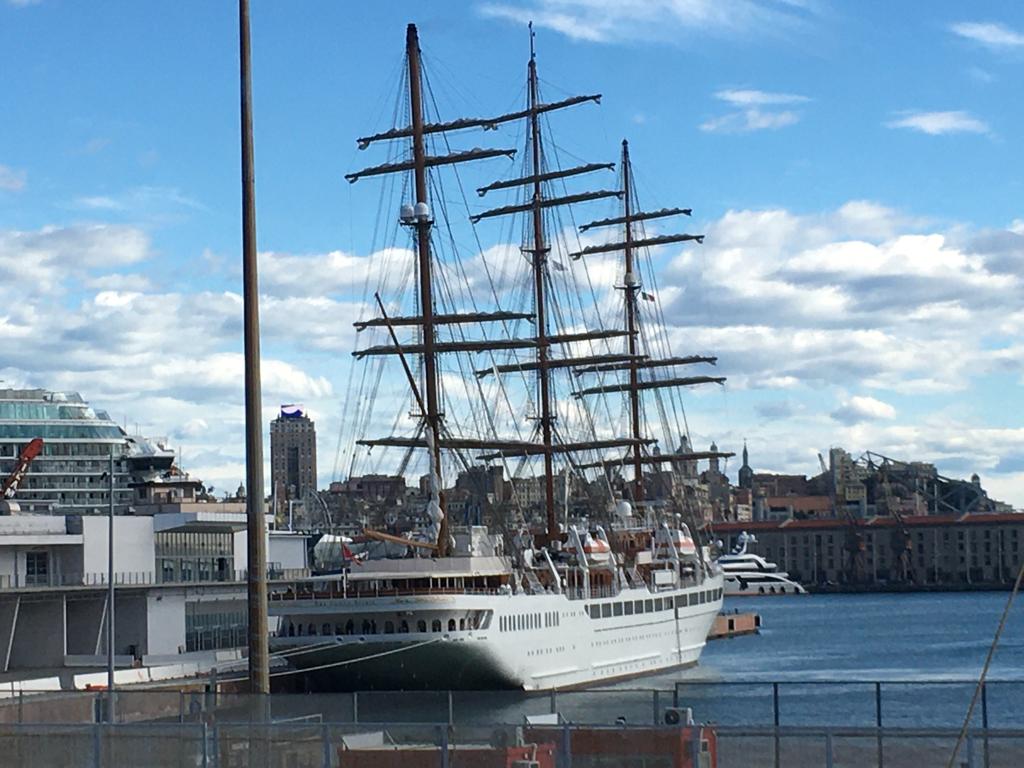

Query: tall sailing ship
[268,24,729,691]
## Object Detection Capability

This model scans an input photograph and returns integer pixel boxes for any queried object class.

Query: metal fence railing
[2,682,1022,731]
[669,680,1024,730]
[0,721,1019,768]
[0,566,309,590]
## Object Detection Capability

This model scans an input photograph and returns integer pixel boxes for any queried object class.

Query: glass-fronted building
[0,388,173,514]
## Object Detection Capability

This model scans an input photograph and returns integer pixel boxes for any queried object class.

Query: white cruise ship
[281,23,730,690]
[269,521,723,690]
[717,532,806,596]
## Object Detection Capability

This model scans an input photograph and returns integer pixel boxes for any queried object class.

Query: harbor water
[637,591,1024,728]
[260,592,1024,729]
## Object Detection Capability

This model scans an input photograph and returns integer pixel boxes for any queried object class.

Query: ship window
[675,595,685,609]
[613,603,623,617]
[449,619,457,632]
[308,624,317,636]
[645,600,653,612]
[433,619,442,632]
[459,618,465,631]
[634,601,644,614]
[624,602,634,616]
[589,605,600,619]
[699,591,707,604]
[417,620,426,633]
[322,623,331,636]
[601,604,612,618]
[400,620,410,633]
[345,620,354,635]
[384,621,395,634]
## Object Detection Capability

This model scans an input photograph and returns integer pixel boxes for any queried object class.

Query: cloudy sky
[2,1,1023,507]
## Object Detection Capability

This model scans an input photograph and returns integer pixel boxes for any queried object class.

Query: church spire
[739,438,753,490]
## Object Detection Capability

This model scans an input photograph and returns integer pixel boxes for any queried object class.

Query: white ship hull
[270,574,724,691]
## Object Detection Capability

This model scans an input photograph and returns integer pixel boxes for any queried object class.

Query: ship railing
[267,584,512,602]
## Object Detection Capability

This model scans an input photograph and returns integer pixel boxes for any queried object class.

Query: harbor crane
[866,457,914,583]
[819,452,866,584]
[1,438,44,513]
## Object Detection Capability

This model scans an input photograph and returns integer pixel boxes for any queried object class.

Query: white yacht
[269,519,723,691]
[716,532,806,596]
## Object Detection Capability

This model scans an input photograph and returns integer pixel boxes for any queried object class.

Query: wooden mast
[406,23,448,556]
[527,25,557,539]
[621,140,644,504]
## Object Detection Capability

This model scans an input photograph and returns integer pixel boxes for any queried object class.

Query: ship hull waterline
[270,578,723,692]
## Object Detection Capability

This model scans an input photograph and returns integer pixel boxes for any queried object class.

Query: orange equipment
[2,438,44,499]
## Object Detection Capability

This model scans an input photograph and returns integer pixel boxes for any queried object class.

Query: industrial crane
[819,451,865,584]
[1,438,44,512]
[875,461,914,583]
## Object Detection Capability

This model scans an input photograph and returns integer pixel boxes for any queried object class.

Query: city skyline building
[269,404,318,520]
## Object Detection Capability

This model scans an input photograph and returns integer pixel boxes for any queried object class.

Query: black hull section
[284,640,520,692]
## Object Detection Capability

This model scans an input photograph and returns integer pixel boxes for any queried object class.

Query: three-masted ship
[268,23,727,691]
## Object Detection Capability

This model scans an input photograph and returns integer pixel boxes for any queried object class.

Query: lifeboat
[654,529,697,558]
[569,532,613,564]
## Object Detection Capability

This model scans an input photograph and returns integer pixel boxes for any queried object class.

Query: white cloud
[831,395,896,425]
[701,88,807,133]
[950,21,1024,50]
[886,110,989,136]
[70,186,204,217]
[0,224,151,295]
[0,164,27,191]
[74,196,124,211]
[715,89,808,106]
[479,0,819,44]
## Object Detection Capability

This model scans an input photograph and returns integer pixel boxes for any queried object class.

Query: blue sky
[2,0,1023,506]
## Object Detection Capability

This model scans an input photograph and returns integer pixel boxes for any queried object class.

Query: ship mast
[621,140,643,503]
[526,28,557,538]
[405,24,448,556]
[573,144,735,494]
[348,25,652,553]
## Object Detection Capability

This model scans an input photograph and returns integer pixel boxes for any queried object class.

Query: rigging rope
[944,561,1024,768]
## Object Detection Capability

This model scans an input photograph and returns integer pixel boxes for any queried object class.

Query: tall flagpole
[239,0,270,695]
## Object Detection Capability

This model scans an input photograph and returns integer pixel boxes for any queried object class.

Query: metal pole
[107,451,116,723]
[875,681,883,767]
[773,682,780,768]
[239,0,270,695]
[981,682,990,768]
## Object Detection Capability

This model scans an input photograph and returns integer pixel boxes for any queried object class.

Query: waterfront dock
[709,611,761,640]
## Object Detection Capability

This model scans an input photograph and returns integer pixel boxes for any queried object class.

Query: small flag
[342,542,363,566]
[552,260,567,272]
[641,292,656,302]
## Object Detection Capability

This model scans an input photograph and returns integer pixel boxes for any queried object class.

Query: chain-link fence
[0,721,1021,767]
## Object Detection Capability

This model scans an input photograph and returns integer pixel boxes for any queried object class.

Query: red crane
[2,438,44,499]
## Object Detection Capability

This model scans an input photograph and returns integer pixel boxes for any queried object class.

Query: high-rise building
[270,404,317,513]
